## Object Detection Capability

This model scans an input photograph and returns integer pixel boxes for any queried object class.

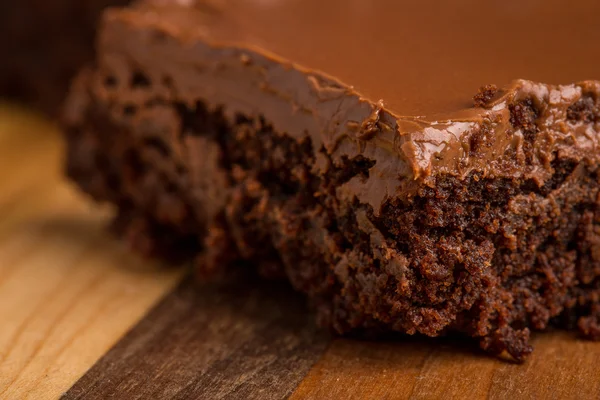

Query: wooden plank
[291,332,600,400]
[488,333,600,400]
[0,184,183,400]
[0,105,183,399]
[63,277,330,400]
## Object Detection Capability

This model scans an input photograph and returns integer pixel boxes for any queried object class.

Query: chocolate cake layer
[64,0,600,360]
[0,0,129,114]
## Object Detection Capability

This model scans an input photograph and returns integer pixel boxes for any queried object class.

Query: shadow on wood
[62,274,331,400]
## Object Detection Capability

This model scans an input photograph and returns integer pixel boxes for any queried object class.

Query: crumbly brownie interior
[65,64,600,361]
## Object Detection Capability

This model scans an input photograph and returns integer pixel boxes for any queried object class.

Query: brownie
[63,0,600,361]
[0,0,130,114]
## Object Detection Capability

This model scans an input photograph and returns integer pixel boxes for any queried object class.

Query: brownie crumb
[579,315,600,340]
[123,104,138,116]
[131,71,152,88]
[468,122,494,156]
[480,327,533,362]
[473,84,498,108]
[104,75,118,88]
[567,95,599,123]
[509,98,539,140]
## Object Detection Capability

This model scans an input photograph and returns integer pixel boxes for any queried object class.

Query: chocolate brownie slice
[0,0,130,114]
[63,0,600,360]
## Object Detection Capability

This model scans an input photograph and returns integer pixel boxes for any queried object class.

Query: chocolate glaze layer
[77,1,600,214]
[141,0,600,116]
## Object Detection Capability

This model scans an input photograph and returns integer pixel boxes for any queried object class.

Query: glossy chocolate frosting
[90,0,600,212]
[141,0,600,116]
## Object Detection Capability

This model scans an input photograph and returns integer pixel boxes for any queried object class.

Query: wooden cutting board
[1,104,598,400]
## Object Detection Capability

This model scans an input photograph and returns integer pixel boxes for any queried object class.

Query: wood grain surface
[1,104,600,400]
[292,332,600,400]
[63,277,330,400]
[0,105,183,399]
